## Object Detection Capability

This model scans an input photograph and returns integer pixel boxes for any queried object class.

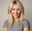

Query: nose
[15,10,17,14]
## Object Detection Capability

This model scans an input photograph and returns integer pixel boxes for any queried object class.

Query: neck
[14,18,18,23]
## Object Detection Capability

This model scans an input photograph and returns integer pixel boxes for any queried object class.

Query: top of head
[12,0,19,2]
[12,0,19,4]
[13,0,19,1]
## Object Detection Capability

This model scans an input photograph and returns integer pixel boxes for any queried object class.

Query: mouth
[14,14,17,16]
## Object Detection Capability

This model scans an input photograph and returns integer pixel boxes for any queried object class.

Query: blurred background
[0,0,32,31]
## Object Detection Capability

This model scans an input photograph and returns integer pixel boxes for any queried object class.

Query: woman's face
[11,4,21,18]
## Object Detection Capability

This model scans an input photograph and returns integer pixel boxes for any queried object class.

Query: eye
[12,8,15,11]
[17,8,20,11]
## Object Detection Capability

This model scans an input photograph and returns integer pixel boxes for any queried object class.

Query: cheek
[17,11,21,17]
[11,11,15,16]
[18,11,21,15]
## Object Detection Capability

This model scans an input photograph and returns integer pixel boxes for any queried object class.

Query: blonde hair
[8,0,24,27]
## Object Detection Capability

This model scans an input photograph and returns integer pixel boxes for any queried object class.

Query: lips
[15,13,18,16]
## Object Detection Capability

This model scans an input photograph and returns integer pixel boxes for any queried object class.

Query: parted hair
[8,0,24,27]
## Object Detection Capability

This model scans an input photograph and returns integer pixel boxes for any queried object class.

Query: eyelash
[17,9,20,10]
[12,9,15,10]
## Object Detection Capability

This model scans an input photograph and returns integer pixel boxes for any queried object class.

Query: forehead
[12,4,21,9]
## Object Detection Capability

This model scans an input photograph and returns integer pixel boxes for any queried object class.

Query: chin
[14,16,18,18]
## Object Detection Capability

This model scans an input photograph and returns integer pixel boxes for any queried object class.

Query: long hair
[8,0,24,27]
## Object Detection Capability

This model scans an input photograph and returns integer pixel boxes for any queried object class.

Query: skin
[11,4,21,18]
[11,4,21,22]
[3,4,30,31]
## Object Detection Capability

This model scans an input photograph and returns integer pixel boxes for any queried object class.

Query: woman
[3,0,30,31]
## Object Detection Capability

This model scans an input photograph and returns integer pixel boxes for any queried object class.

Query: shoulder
[3,20,8,28]
[4,20,8,24]
[23,19,30,23]
[4,20,8,26]
[23,19,30,28]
